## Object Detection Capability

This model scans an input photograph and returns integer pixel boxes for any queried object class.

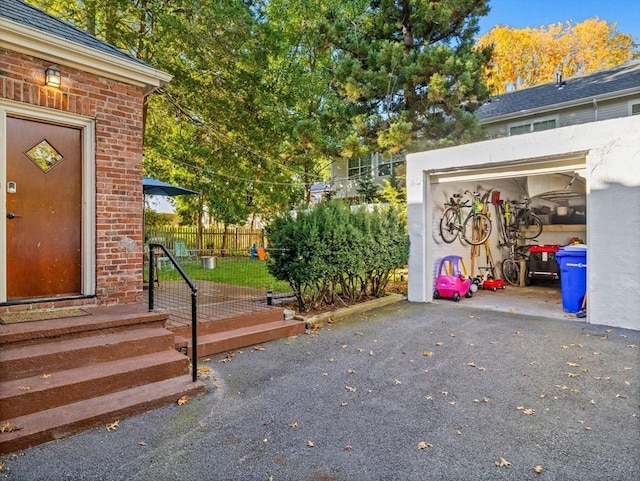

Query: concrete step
[0,327,176,382]
[170,307,285,339]
[187,319,305,358]
[0,305,168,349]
[0,350,189,419]
[0,376,206,455]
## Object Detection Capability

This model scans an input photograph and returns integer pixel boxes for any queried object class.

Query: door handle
[6,212,21,219]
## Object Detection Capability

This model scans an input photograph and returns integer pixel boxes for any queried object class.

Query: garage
[406,116,640,331]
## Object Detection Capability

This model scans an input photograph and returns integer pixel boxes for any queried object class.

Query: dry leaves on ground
[495,456,511,467]
[106,420,119,431]
[177,395,189,405]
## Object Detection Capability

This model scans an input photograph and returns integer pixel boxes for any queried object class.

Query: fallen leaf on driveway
[423,351,434,357]
[106,420,119,431]
[417,441,433,449]
[516,406,536,415]
[533,465,543,473]
[177,395,189,405]
[345,386,357,392]
[253,346,266,351]
[307,440,314,447]
[495,457,511,467]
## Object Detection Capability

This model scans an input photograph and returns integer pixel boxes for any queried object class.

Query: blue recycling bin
[555,245,587,313]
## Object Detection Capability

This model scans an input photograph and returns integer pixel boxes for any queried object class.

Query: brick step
[169,307,285,339]
[0,350,189,419]
[0,376,206,455]
[186,319,305,358]
[0,327,176,382]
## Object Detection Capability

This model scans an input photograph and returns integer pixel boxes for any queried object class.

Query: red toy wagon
[433,255,473,302]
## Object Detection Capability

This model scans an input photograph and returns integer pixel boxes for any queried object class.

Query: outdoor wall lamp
[45,65,61,88]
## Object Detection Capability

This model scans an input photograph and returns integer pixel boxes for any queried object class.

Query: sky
[478,0,640,39]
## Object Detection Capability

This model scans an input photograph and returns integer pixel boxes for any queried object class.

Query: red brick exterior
[1,48,146,309]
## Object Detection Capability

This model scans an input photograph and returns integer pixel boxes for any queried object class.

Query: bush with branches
[266,201,408,312]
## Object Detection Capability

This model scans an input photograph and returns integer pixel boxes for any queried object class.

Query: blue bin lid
[556,244,587,257]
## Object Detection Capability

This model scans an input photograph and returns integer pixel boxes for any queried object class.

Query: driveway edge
[297,293,405,328]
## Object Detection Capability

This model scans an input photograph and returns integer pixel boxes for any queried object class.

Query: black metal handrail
[148,243,199,382]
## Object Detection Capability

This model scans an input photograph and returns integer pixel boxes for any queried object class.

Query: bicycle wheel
[439,207,459,243]
[502,258,520,286]
[462,213,492,245]
[519,213,543,240]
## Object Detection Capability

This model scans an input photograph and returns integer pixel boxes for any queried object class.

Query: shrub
[266,201,408,312]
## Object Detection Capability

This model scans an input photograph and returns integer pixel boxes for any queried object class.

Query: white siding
[406,116,640,331]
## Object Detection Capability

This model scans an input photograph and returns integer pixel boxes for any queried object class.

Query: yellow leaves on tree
[478,18,638,94]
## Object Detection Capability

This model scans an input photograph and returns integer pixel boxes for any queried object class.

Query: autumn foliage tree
[478,17,639,94]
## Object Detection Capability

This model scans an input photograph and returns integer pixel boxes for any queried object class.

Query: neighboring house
[330,151,404,200]
[332,61,640,200]
[477,61,640,138]
[405,62,640,331]
[308,182,332,204]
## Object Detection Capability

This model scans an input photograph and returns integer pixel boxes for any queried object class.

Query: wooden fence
[147,226,266,254]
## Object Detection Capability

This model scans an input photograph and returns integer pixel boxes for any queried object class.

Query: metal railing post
[191,291,198,382]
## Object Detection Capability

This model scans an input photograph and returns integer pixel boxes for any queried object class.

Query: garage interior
[430,162,587,321]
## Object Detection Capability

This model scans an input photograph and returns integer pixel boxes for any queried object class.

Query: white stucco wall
[406,116,640,331]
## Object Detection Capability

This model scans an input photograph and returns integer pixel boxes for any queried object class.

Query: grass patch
[146,257,291,293]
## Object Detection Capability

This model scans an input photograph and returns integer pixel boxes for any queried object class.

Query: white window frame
[628,100,640,116]
[377,152,404,178]
[348,155,373,179]
[507,115,559,136]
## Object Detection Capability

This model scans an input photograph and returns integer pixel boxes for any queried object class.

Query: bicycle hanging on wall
[439,190,492,245]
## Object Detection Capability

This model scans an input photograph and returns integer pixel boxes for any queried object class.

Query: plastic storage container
[555,245,587,313]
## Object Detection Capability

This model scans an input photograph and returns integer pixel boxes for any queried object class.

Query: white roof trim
[0,18,172,93]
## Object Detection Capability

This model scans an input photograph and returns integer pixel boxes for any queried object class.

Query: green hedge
[266,201,409,312]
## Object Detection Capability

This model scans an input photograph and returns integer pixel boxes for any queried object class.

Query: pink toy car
[433,255,473,302]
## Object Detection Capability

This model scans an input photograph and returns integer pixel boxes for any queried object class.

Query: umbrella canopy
[142,176,198,197]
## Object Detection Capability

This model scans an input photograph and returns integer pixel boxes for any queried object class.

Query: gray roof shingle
[477,61,640,120]
[2,0,149,68]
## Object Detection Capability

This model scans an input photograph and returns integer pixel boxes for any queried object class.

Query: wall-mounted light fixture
[45,65,61,88]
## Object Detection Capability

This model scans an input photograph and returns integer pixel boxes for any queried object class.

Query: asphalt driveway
[1,301,638,481]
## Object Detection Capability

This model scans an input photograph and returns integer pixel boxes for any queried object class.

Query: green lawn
[146,257,291,293]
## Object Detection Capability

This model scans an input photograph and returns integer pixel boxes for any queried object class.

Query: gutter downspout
[592,98,598,122]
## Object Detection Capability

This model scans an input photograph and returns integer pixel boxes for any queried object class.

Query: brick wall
[1,48,146,306]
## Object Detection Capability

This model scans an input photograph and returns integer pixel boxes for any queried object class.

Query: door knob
[6,212,19,219]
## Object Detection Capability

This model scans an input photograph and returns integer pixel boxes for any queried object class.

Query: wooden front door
[5,116,82,301]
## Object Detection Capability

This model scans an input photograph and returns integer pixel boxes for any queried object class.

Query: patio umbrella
[142,176,198,197]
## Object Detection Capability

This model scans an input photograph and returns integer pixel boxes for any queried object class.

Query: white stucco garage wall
[406,116,640,331]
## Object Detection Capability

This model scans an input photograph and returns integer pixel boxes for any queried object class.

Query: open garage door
[421,154,587,320]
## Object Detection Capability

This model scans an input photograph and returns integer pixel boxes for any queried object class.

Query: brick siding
[1,48,146,307]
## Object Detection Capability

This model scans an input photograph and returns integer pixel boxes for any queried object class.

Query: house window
[377,153,404,177]
[348,156,372,179]
[508,116,558,136]
[630,101,640,116]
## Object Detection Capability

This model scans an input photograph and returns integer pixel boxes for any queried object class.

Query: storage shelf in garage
[524,224,586,233]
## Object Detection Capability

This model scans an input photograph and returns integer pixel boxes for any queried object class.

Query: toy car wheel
[465,290,473,298]
[433,290,440,299]
[492,287,497,291]
[453,292,460,302]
